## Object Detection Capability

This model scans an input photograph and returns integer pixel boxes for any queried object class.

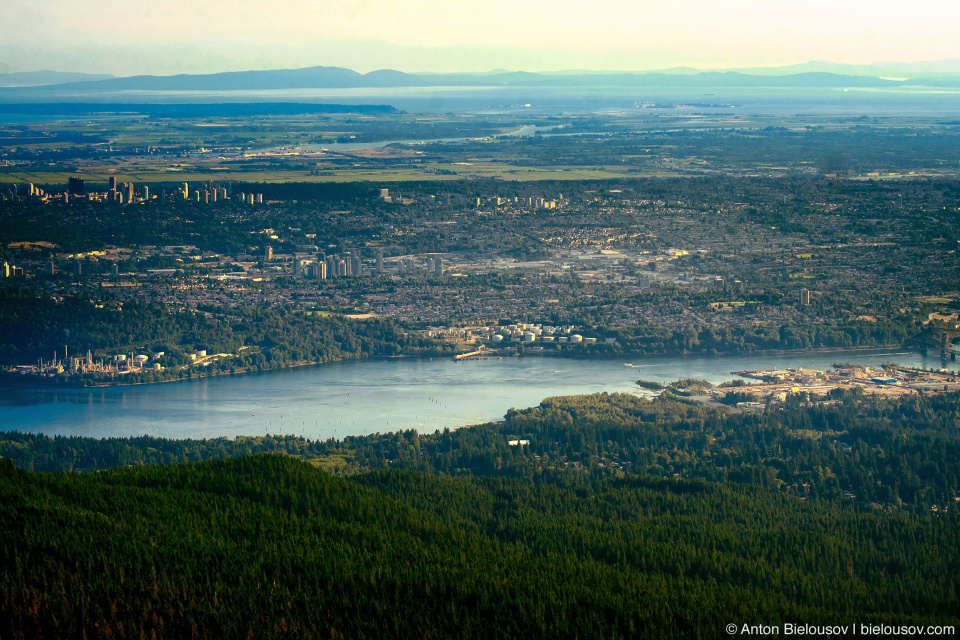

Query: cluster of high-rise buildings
[105,176,147,203]
[2,261,24,278]
[374,188,561,210]
[487,196,560,209]
[0,178,263,206]
[287,248,394,279]
[169,181,262,204]
[2,181,562,210]
[393,255,444,277]
[2,182,49,203]
[235,191,264,205]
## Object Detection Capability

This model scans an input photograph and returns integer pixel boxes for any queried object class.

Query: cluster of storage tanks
[114,351,166,371]
[484,324,595,345]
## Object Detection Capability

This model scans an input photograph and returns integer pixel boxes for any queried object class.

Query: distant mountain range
[672,59,960,79]
[0,70,115,87]
[3,62,960,93]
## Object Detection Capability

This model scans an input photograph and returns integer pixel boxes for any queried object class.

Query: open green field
[0,164,670,185]
[5,111,960,191]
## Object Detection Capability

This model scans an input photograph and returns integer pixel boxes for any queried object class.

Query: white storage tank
[570,334,583,343]
[492,334,504,343]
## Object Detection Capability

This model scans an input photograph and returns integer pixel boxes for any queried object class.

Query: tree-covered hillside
[4,391,959,512]
[0,289,451,384]
[1,455,957,639]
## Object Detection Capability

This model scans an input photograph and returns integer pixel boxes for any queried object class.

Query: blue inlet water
[1,349,956,441]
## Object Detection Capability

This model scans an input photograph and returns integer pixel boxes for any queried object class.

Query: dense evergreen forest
[4,391,960,510]
[560,319,918,356]
[2,392,959,636]
[1,455,958,639]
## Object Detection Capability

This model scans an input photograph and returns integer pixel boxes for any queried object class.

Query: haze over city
[3,0,960,75]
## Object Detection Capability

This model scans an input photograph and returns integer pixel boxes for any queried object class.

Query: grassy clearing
[0,165,683,185]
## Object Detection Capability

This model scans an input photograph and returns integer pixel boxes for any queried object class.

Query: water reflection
[0,350,955,440]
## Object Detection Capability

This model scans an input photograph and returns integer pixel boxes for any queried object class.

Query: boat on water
[624,363,635,368]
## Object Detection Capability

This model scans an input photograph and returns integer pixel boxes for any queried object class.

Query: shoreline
[0,343,939,391]
[0,354,417,390]
[1,345,955,443]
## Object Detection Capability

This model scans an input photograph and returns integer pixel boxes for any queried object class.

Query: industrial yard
[710,363,960,410]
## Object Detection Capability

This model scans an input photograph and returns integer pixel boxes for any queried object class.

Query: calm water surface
[1,350,956,440]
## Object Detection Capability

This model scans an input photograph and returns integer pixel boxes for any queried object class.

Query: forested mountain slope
[1,455,957,639]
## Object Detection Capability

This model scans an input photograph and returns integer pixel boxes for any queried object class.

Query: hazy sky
[3,0,959,74]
